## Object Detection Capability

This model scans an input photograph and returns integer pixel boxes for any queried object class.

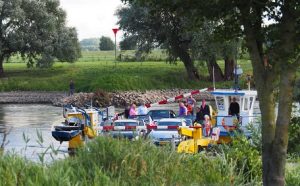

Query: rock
[0,89,214,107]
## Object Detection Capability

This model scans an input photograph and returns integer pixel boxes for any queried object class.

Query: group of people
[178,96,197,116]
[179,95,240,137]
[124,102,148,119]
[177,96,211,136]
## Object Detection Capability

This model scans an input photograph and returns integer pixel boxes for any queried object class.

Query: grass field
[1,51,252,92]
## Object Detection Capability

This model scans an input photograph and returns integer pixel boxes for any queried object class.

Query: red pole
[112,28,119,61]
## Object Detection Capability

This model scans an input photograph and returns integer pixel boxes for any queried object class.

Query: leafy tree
[99,36,114,51]
[36,27,81,68]
[0,0,80,75]
[126,0,300,185]
[119,35,137,50]
[202,2,299,185]
[116,3,201,80]
[117,2,239,81]
[80,38,100,51]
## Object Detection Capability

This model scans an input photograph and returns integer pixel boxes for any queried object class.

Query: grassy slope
[1,51,252,92]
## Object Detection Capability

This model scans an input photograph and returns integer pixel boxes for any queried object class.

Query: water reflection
[0,104,68,162]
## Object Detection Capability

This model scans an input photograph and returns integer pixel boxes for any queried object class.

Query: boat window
[244,98,249,111]
[249,97,254,109]
[216,96,225,110]
[239,97,242,109]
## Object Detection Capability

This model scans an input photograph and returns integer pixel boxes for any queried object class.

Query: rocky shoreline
[0,89,214,107]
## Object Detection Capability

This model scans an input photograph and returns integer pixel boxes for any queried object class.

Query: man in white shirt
[137,102,148,115]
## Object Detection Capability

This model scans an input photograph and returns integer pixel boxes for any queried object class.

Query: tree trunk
[243,29,278,186]
[224,57,235,80]
[0,57,4,77]
[206,55,223,81]
[177,48,200,80]
[259,90,276,185]
[266,68,296,185]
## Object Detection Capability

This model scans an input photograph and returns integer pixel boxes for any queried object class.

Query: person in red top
[186,103,193,115]
[186,95,196,115]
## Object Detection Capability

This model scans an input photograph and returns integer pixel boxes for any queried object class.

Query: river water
[0,102,298,163]
[0,104,68,162]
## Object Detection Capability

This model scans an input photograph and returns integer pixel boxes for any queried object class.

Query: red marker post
[112,28,119,63]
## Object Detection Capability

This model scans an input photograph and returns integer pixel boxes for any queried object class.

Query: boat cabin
[210,89,257,128]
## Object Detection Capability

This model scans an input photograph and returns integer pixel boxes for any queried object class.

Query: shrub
[216,134,262,184]
[285,159,300,185]
[288,117,300,156]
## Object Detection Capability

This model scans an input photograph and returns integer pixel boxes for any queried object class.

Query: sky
[59,0,124,41]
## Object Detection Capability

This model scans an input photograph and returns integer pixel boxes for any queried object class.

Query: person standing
[198,99,211,134]
[186,95,196,115]
[137,102,148,115]
[69,79,75,96]
[204,115,212,137]
[229,97,240,119]
[199,99,211,122]
[124,103,130,119]
[178,102,188,117]
[129,103,137,118]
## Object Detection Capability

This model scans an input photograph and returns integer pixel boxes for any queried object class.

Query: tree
[125,0,300,185]
[37,27,81,68]
[116,3,201,80]
[99,36,114,51]
[119,35,137,50]
[135,0,299,185]
[0,0,81,75]
[117,2,239,81]
[198,2,299,185]
[80,38,100,51]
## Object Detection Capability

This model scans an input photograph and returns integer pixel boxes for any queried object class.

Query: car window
[158,121,182,126]
[114,122,138,126]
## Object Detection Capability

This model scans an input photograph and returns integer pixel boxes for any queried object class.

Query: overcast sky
[59,0,124,41]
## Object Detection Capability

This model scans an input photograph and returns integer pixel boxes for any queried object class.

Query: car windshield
[150,110,170,118]
[158,121,182,126]
[114,122,138,126]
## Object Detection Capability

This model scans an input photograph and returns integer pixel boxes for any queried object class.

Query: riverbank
[0,89,214,107]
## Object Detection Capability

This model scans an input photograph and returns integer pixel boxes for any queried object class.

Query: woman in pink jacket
[129,103,137,118]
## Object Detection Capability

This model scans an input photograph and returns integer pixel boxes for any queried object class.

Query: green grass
[1,51,253,92]
[1,134,299,185]
[0,137,260,186]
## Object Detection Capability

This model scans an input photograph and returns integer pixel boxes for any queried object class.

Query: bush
[288,117,300,156]
[216,134,262,184]
[285,159,300,185]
